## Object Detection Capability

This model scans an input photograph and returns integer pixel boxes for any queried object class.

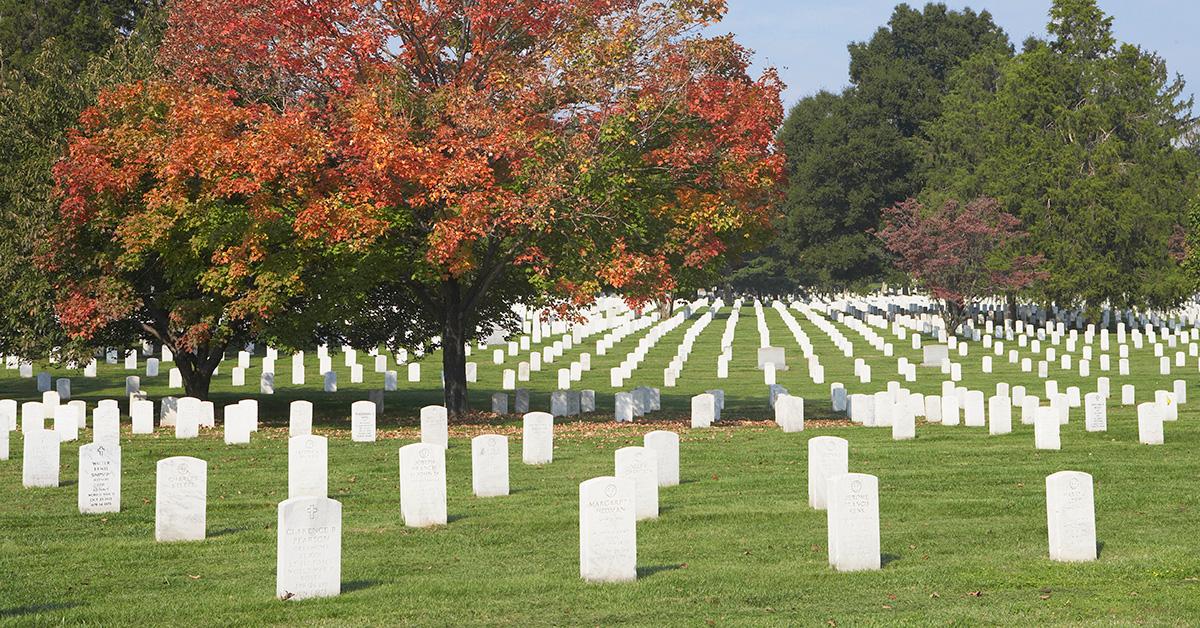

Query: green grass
[2,302,1200,625]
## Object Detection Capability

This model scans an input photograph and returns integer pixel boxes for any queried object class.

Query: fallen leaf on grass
[188,575,201,580]
[968,591,983,597]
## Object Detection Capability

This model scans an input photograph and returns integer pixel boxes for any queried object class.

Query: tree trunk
[941,299,968,339]
[175,351,216,400]
[442,286,469,419]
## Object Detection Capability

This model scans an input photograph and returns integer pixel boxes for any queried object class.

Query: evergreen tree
[925,0,1198,314]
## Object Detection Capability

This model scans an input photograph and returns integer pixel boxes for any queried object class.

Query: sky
[713,0,1199,109]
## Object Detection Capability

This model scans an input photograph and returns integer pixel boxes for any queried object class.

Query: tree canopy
[52,0,785,409]
[924,0,1198,315]
[732,2,1011,293]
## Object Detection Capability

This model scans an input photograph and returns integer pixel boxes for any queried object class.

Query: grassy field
[2,302,1200,625]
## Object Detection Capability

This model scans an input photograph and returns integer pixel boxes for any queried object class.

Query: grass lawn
[2,302,1200,625]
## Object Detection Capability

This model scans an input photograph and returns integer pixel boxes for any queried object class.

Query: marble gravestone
[826,472,881,572]
[398,442,448,528]
[131,399,154,434]
[78,443,121,514]
[1046,471,1097,562]
[420,405,449,448]
[351,400,376,443]
[988,395,1012,435]
[22,428,60,488]
[1035,406,1061,450]
[276,496,342,601]
[615,392,634,422]
[224,404,251,445]
[288,435,328,499]
[690,393,716,428]
[614,447,658,521]
[471,434,510,498]
[775,395,804,433]
[643,430,680,487]
[757,346,787,371]
[1137,402,1164,445]
[155,456,207,542]
[807,436,849,510]
[239,399,259,432]
[1084,392,1107,432]
[522,412,554,465]
[176,397,202,439]
[922,344,949,367]
[579,476,637,583]
[290,400,313,437]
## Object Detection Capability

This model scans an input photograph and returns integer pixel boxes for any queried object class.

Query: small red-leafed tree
[49,82,357,398]
[142,0,785,416]
[877,196,1046,336]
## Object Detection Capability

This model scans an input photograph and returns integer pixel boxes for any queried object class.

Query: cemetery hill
[1,0,1200,625]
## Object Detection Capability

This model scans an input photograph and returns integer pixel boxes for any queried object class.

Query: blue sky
[715,0,1198,109]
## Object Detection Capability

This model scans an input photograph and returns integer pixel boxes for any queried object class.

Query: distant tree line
[729,0,1200,322]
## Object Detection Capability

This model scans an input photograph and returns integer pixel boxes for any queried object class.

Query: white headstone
[1034,407,1061,450]
[826,473,881,572]
[1137,402,1163,445]
[78,443,121,514]
[420,405,448,448]
[1045,471,1097,562]
[775,395,805,433]
[522,412,554,465]
[176,397,201,439]
[1084,392,1106,432]
[579,476,636,583]
[351,400,376,443]
[22,428,60,488]
[690,393,716,428]
[276,496,342,600]
[289,401,314,437]
[988,395,1012,435]
[807,436,849,510]
[398,442,448,527]
[614,447,658,521]
[471,434,510,497]
[643,430,680,487]
[223,405,251,444]
[288,435,328,499]
[131,399,154,434]
[155,456,207,542]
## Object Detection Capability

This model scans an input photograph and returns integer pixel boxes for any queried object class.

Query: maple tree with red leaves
[877,196,1046,336]
[49,81,359,397]
[51,0,785,411]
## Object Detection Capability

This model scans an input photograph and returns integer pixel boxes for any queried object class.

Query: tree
[766,90,912,291]
[49,81,358,398]
[925,0,1198,316]
[68,0,784,413]
[0,0,160,80]
[878,196,1045,335]
[0,1,163,361]
[734,3,1011,293]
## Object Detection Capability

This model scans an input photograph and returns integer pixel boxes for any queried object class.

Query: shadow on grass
[342,580,381,594]
[1097,540,1105,558]
[637,564,686,578]
[447,514,468,524]
[881,553,901,567]
[209,527,248,538]
[0,602,83,618]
